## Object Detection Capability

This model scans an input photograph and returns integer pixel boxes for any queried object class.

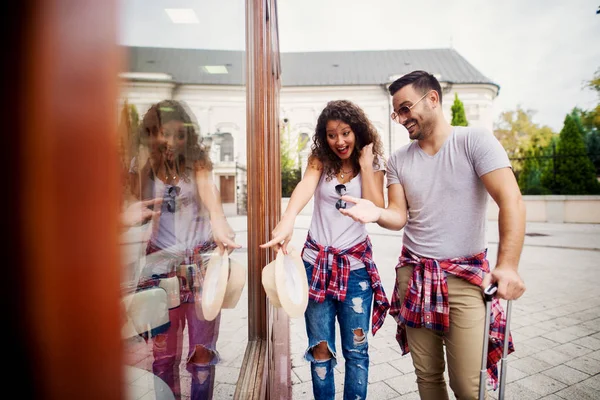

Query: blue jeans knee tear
[153,334,168,352]
[352,328,367,346]
[195,369,210,385]
[351,297,364,314]
[306,340,336,364]
[187,344,219,367]
[314,366,328,380]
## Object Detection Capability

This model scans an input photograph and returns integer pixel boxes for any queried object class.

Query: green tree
[280,120,302,197]
[128,103,140,133]
[493,106,555,177]
[586,67,600,94]
[575,69,600,175]
[584,116,600,175]
[450,93,468,126]
[518,146,551,195]
[541,114,600,194]
[118,102,140,156]
[118,102,140,198]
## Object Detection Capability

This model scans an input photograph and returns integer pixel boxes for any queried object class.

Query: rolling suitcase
[479,284,513,400]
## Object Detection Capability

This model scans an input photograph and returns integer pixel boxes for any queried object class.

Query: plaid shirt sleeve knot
[389,246,514,390]
[141,240,217,302]
[303,233,390,335]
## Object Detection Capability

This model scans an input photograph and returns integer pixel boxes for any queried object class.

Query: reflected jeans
[152,302,220,400]
[304,261,373,400]
[144,240,220,399]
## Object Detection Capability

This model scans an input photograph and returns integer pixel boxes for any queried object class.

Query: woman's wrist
[281,211,297,223]
[210,212,226,221]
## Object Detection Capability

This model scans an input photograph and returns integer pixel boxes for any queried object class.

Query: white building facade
[120,47,500,213]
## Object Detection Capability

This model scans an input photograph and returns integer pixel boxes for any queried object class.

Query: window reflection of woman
[128,99,240,400]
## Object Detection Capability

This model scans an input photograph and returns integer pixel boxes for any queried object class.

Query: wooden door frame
[236,0,290,398]
[7,1,124,399]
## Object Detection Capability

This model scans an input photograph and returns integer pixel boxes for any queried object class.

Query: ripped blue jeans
[152,302,220,400]
[304,261,373,400]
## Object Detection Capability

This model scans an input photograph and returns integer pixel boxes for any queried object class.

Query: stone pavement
[121,216,600,399]
[280,217,600,400]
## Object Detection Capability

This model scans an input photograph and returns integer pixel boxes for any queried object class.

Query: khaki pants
[396,266,487,400]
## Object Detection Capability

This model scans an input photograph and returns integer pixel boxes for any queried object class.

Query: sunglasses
[390,90,433,124]
[335,184,347,210]
[164,185,181,213]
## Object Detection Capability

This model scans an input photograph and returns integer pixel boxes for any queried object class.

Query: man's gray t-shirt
[386,126,510,260]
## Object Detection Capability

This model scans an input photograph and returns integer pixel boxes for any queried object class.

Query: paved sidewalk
[283,217,600,400]
[120,217,600,399]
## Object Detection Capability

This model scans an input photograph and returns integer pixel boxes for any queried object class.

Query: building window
[298,132,309,152]
[220,132,234,162]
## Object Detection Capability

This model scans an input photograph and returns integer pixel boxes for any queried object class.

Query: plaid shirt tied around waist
[302,232,390,335]
[139,240,217,303]
[389,246,514,390]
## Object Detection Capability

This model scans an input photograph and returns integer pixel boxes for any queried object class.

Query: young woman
[128,99,240,400]
[261,100,390,400]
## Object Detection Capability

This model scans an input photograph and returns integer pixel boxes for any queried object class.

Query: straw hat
[261,247,309,318]
[121,287,170,339]
[201,250,246,321]
[221,256,246,309]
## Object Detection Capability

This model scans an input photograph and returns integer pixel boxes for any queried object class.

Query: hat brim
[201,250,229,321]
[221,257,246,309]
[121,287,170,339]
[275,247,309,318]
[262,258,281,308]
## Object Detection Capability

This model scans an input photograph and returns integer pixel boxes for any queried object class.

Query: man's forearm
[377,206,407,231]
[496,197,526,270]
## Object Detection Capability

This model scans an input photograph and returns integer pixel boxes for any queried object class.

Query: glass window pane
[117,2,247,398]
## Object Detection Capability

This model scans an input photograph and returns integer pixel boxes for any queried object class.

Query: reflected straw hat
[201,250,246,321]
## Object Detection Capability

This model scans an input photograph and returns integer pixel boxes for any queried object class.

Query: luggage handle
[483,283,498,301]
[479,283,513,400]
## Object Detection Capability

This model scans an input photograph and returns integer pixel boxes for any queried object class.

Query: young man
[339,70,526,399]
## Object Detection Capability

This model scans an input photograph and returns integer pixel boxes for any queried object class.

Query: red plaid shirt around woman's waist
[138,240,217,303]
[302,232,390,335]
[389,246,514,390]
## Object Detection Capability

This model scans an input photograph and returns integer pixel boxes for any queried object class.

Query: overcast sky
[119,0,600,132]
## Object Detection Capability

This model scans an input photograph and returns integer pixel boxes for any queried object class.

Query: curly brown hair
[311,100,385,180]
[136,99,212,175]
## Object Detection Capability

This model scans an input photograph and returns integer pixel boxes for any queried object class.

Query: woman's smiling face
[161,120,187,162]
[326,119,355,160]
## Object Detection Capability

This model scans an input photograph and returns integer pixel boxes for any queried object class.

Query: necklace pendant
[340,173,344,178]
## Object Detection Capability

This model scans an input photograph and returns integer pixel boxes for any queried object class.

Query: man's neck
[418,117,453,156]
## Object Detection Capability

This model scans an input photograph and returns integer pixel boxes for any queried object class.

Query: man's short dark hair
[388,70,443,104]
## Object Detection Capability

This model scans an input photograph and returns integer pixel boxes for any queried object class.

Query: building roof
[124,46,498,89]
